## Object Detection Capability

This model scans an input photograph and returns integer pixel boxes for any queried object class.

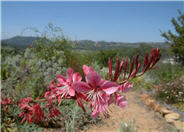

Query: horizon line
[1,35,167,43]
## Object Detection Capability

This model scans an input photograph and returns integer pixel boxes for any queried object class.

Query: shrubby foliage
[2,48,66,99]
[162,10,184,64]
[133,61,184,110]
[96,50,117,67]
[1,24,101,131]
[118,119,137,132]
[156,75,184,104]
[2,21,183,131]
[1,41,161,131]
[148,62,184,84]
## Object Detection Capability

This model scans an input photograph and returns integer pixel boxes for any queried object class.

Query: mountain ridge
[1,36,168,50]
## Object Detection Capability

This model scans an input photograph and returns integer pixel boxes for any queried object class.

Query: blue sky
[2,1,184,42]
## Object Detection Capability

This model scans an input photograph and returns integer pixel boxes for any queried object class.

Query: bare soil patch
[85,91,172,132]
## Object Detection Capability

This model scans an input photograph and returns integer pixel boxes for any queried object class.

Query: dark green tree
[161,10,184,64]
[133,43,152,58]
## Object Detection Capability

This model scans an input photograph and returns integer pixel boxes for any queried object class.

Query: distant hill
[71,40,168,50]
[1,36,168,50]
[1,36,40,48]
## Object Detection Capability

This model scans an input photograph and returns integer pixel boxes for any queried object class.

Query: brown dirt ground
[85,91,171,132]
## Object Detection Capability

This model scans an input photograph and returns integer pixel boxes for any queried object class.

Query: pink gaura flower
[44,88,57,106]
[108,94,127,108]
[18,97,33,108]
[49,107,61,118]
[115,95,127,108]
[46,68,82,104]
[73,65,119,117]
[83,65,95,75]
[33,104,44,123]
[1,97,11,105]
[1,97,12,111]
[55,68,82,97]
[18,104,34,123]
[118,82,133,93]
[18,97,44,123]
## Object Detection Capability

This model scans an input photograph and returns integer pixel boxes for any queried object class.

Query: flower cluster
[18,97,44,123]
[1,48,161,123]
[1,97,12,111]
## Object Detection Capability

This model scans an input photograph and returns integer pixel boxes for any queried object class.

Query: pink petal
[99,79,105,86]
[19,112,24,117]
[87,72,101,87]
[83,65,95,75]
[72,82,92,93]
[67,68,73,83]
[101,81,118,89]
[116,95,127,108]
[53,108,61,117]
[56,74,66,84]
[100,93,109,112]
[103,87,119,95]
[91,93,109,118]
[44,91,51,99]
[55,83,62,87]
[19,97,33,103]
[119,82,133,93]
[58,96,61,104]
[101,81,119,95]
[49,80,55,89]
[68,88,75,96]
[91,108,100,118]
[88,66,95,72]
[83,65,89,75]
[108,95,115,105]
[28,115,33,123]
[73,72,82,82]
[83,65,95,83]
[54,87,64,95]
[77,92,88,101]
[21,117,26,123]
[76,97,86,112]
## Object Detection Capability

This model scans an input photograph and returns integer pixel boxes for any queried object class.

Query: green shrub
[130,76,154,91]
[118,119,137,132]
[96,50,117,68]
[161,10,184,65]
[63,102,100,132]
[1,48,66,99]
[148,62,184,84]
[155,75,184,104]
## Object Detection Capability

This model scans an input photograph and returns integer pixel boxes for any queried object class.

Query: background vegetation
[162,9,184,65]
[1,11,184,131]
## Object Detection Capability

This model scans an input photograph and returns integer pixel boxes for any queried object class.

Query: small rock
[145,99,156,109]
[165,112,180,123]
[165,118,175,124]
[141,98,146,103]
[139,94,150,99]
[174,121,184,131]
[142,97,151,104]
[154,104,161,112]
[160,107,172,116]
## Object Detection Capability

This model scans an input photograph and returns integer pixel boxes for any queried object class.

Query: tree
[161,10,184,64]
[133,43,152,58]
